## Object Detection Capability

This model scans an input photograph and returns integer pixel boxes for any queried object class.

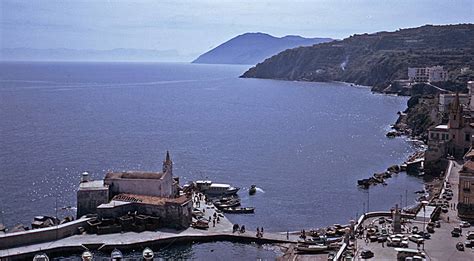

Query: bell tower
[448,92,463,129]
[162,151,173,175]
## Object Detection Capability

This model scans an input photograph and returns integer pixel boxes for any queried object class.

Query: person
[217,216,220,223]
[447,216,450,223]
[287,230,289,240]
[257,227,260,237]
[241,225,246,233]
[213,219,216,227]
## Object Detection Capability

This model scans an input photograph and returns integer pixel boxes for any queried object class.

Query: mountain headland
[192,32,333,65]
[241,24,474,94]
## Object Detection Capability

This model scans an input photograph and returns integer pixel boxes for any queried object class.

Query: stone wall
[0,218,91,250]
[97,200,192,229]
[77,188,109,218]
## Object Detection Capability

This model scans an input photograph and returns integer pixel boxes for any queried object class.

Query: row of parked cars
[454,222,474,251]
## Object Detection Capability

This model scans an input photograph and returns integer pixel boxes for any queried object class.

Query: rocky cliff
[241,24,474,93]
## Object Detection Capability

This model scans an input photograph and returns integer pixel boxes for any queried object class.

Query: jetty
[0,195,297,260]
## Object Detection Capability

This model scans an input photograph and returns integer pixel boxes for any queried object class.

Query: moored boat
[192,219,209,229]
[195,180,240,196]
[296,244,328,253]
[214,198,241,209]
[249,184,257,195]
[143,247,154,260]
[222,207,255,214]
[111,248,123,260]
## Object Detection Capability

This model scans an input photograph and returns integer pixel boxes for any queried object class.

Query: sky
[0,0,473,60]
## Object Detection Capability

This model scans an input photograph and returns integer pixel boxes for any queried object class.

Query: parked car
[434,221,441,228]
[467,231,474,240]
[442,206,449,213]
[361,250,374,259]
[452,227,462,237]
[457,242,465,251]
[418,232,431,239]
[460,221,471,228]
[409,234,424,244]
[465,240,474,248]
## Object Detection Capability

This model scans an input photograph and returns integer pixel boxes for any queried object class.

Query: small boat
[33,253,50,261]
[249,185,257,195]
[81,250,93,261]
[142,247,154,260]
[192,219,209,229]
[195,180,240,196]
[296,244,328,253]
[214,199,241,209]
[222,207,255,214]
[111,248,123,260]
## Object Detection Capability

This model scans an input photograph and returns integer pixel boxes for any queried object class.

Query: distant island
[241,24,474,93]
[0,48,196,62]
[192,32,333,65]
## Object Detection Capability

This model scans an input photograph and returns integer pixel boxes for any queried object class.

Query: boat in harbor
[33,253,50,261]
[222,207,255,214]
[195,180,240,196]
[192,219,210,229]
[111,248,123,260]
[81,250,93,261]
[296,244,328,253]
[249,184,257,195]
[214,198,241,209]
[143,247,154,260]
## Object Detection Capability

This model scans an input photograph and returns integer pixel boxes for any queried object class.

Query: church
[76,151,192,229]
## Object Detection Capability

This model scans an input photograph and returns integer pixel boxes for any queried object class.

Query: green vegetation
[242,24,474,94]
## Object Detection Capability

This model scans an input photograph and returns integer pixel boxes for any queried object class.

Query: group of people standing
[256,227,264,238]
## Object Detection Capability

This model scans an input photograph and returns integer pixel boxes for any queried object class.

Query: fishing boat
[222,207,255,214]
[296,244,328,253]
[214,198,241,209]
[111,248,123,260]
[192,219,209,229]
[33,253,50,261]
[249,184,257,195]
[142,247,154,260]
[81,250,93,261]
[195,180,240,196]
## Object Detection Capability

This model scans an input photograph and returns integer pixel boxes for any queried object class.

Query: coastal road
[424,160,474,261]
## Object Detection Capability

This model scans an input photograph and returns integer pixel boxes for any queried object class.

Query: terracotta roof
[461,160,474,173]
[113,193,190,206]
[105,171,164,180]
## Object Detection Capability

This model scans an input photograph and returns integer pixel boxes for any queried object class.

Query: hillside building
[425,92,473,173]
[408,66,448,83]
[458,160,474,220]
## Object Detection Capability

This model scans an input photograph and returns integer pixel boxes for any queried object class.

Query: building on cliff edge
[76,151,192,229]
[425,82,474,174]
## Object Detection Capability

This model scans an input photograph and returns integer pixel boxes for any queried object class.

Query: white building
[408,66,448,83]
[439,93,469,113]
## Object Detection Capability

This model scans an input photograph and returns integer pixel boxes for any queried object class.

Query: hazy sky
[1,0,473,56]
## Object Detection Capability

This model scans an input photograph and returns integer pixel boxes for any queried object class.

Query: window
[464,181,471,189]
[464,196,470,204]
[466,133,471,142]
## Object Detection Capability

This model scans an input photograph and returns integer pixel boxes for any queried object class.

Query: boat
[33,253,50,261]
[81,250,93,261]
[214,198,241,209]
[249,185,257,195]
[111,248,123,260]
[195,180,240,196]
[143,247,154,260]
[296,244,328,253]
[222,207,255,214]
[192,219,209,229]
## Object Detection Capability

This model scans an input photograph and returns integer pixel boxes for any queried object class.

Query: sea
[0,62,423,259]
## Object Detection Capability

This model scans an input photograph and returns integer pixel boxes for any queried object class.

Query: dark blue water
[0,62,422,257]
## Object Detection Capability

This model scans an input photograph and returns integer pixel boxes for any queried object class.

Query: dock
[0,195,298,260]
